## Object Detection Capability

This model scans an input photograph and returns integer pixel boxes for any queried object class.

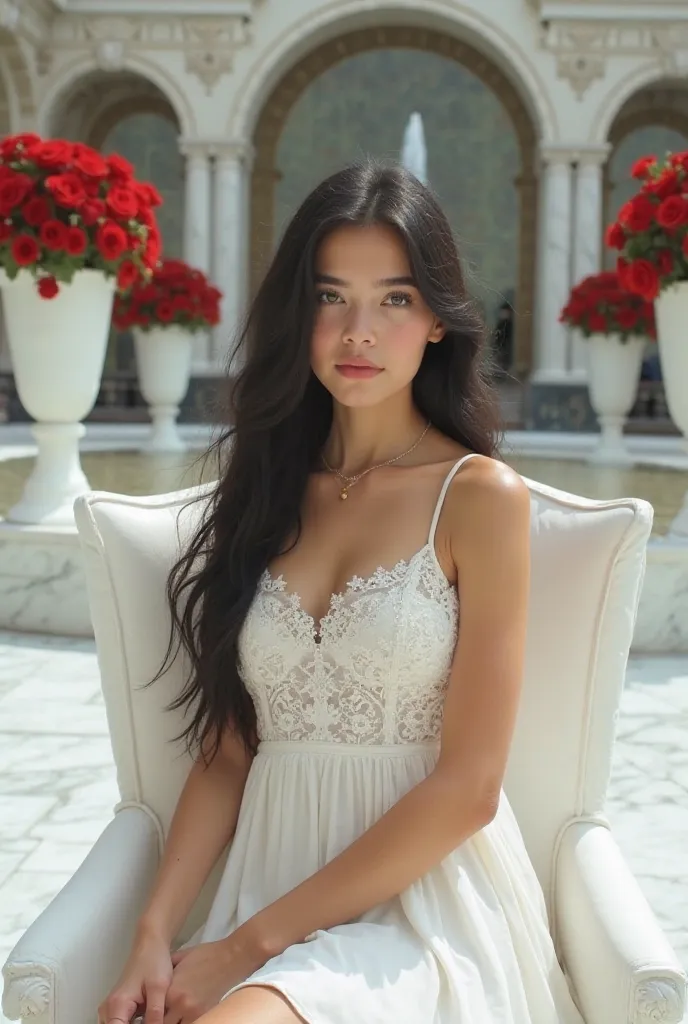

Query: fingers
[143,982,168,1024]
[97,993,139,1024]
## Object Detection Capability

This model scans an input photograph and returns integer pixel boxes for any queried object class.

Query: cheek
[381,316,430,365]
[310,315,337,366]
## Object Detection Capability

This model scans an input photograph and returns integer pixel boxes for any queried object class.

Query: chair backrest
[74,477,652,935]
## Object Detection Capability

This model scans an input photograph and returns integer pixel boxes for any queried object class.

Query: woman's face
[310,223,444,407]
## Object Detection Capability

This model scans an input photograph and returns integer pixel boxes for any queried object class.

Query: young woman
[98,162,583,1024]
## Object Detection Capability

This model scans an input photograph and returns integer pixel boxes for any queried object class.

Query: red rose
[106,186,138,219]
[12,233,40,266]
[38,276,59,299]
[646,168,680,200]
[620,196,656,233]
[133,181,163,208]
[28,140,74,168]
[46,173,87,209]
[143,227,161,268]
[588,312,606,333]
[155,300,174,322]
[80,199,106,226]
[604,222,626,250]
[670,152,688,175]
[656,249,674,275]
[616,308,639,330]
[138,206,156,228]
[66,226,87,256]
[625,259,660,301]
[0,172,34,214]
[96,220,127,260]
[117,259,138,290]
[39,218,68,251]
[73,146,108,178]
[0,133,41,158]
[0,220,12,242]
[107,153,134,180]
[631,156,657,180]
[656,195,688,230]
[22,196,51,226]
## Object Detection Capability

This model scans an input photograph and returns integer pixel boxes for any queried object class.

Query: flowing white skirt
[192,740,584,1023]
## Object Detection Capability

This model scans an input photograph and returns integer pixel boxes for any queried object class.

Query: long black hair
[161,160,503,762]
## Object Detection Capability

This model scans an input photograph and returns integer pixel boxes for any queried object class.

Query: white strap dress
[191,453,584,1023]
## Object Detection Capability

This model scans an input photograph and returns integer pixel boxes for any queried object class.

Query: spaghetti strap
[428,453,482,548]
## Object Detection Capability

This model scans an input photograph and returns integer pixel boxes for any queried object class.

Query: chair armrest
[554,820,687,1024]
[2,806,160,1024]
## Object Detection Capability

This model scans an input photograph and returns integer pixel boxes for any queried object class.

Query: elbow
[474,787,500,827]
[434,770,501,832]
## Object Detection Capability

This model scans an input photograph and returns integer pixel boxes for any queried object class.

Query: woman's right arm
[97,729,253,1024]
[138,728,253,943]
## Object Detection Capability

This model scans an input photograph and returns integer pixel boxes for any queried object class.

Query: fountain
[400,112,428,184]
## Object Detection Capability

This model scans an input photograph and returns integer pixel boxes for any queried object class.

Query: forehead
[316,223,411,275]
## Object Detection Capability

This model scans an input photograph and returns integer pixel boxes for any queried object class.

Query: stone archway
[250,26,539,374]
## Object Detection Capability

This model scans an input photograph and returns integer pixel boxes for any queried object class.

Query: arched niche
[249,26,539,374]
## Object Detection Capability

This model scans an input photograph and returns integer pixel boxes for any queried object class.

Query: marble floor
[0,631,687,1023]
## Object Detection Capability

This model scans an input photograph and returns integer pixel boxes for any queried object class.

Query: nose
[342,304,375,346]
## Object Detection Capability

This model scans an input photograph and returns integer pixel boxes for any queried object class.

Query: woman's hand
[97,929,173,1024]
[163,935,264,1024]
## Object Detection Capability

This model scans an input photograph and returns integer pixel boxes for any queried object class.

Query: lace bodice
[238,453,481,747]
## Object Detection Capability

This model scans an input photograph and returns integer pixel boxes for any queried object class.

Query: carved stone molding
[183,18,251,92]
[557,53,605,99]
[634,978,686,1023]
[49,14,253,92]
[541,20,688,98]
[1,962,52,1020]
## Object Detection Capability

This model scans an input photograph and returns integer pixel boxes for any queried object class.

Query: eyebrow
[315,274,417,288]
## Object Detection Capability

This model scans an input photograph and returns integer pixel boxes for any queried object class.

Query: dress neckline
[261,542,453,644]
[260,452,480,644]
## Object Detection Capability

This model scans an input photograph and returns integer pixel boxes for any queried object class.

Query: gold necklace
[321,421,431,500]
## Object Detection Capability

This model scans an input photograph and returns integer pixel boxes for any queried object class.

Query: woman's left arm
[236,459,532,965]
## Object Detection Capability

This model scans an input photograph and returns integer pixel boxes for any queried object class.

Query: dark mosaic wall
[274,48,520,330]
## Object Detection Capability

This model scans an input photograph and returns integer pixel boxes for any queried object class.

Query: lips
[335,362,383,379]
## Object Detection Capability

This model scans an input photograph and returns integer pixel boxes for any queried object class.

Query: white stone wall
[0,0,686,381]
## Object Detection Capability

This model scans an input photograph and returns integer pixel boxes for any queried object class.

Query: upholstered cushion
[74,477,652,927]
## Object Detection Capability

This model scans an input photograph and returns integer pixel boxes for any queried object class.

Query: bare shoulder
[443,455,531,554]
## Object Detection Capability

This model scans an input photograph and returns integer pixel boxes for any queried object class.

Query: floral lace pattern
[238,544,459,745]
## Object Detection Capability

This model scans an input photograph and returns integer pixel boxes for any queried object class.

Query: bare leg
[195,985,308,1024]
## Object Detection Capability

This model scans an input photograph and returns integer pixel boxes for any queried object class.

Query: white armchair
[3,477,686,1024]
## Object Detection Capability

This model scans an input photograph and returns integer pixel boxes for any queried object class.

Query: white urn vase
[655,280,688,541]
[586,333,645,467]
[1,269,115,526]
[133,325,193,453]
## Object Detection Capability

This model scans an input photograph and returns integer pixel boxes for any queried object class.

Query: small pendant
[340,488,349,500]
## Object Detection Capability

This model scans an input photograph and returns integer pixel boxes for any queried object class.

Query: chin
[329,387,387,408]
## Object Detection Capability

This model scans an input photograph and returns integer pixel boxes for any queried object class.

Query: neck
[324,390,428,476]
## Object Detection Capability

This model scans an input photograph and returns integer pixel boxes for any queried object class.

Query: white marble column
[180,141,213,370]
[212,141,254,374]
[532,149,574,383]
[571,147,610,379]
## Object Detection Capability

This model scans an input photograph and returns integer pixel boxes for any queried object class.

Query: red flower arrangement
[0,132,162,298]
[112,258,222,333]
[604,151,688,302]
[560,270,656,341]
